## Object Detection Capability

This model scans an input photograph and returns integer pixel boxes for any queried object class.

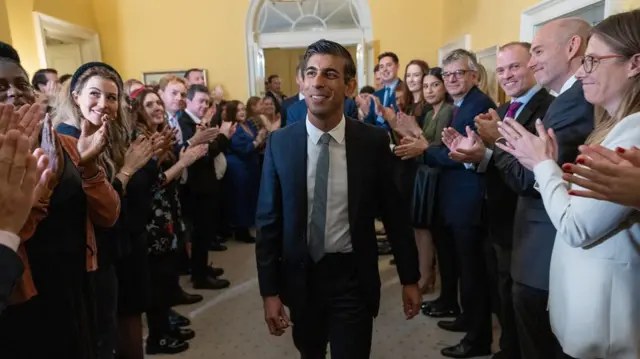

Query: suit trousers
[189,193,218,280]
[291,253,373,359]
[491,243,520,358]
[436,225,492,347]
[512,281,572,359]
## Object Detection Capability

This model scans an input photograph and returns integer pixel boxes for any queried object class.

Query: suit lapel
[344,120,362,231]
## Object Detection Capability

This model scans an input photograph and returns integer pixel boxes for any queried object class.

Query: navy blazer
[284,97,358,127]
[280,94,300,127]
[0,244,23,314]
[255,118,420,317]
[362,80,403,131]
[425,86,497,227]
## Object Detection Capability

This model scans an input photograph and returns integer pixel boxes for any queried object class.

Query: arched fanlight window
[257,0,362,33]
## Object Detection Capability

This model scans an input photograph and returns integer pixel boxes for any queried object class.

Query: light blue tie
[309,133,331,263]
[376,86,390,125]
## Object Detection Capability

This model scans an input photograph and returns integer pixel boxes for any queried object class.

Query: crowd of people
[0,6,639,359]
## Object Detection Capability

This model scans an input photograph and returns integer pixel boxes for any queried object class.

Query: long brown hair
[225,100,244,123]
[131,88,175,162]
[53,66,130,180]
[404,59,430,116]
[586,9,640,144]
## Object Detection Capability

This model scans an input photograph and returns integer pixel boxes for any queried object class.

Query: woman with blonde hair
[497,9,640,358]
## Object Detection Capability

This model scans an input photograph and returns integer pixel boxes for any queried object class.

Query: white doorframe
[245,0,373,97]
[438,34,472,66]
[519,0,626,42]
[33,12,102,69]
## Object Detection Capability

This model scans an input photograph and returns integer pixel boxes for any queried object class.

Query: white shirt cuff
[463,163,475,170]
[0,230,20,252]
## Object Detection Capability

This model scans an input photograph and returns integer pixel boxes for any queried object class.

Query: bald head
[529,17,592,93]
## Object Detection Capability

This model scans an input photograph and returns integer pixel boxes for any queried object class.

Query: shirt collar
[299,92,305,100]
[185,109,201,124]
[385,78,400,91]
[511,84,542,106]
[306,115,346,145]
[559,75,578,95]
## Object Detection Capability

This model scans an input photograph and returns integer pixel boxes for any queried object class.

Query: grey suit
[494,80,593,359]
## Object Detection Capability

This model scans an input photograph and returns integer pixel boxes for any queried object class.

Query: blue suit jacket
[362,80,404,131]
[280,94,300,127]
[424,86,496,227]
[255,118,419,316]
[284,97,358,127]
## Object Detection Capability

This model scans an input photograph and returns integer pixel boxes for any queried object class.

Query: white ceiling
[258,0,361,33]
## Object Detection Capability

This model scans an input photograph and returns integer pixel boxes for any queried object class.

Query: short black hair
[378,52,399,64]
[267,74,280,83]
[184,68,202,79]
[359,85,375,94]
[302,39,356,84]
[0,41,21,63]
[186,84,210,100]
[31,68,58,89]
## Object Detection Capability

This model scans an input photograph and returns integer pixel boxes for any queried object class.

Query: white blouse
[533,112,640,359]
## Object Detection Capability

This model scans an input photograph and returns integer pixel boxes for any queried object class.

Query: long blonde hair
[53,66,131,180]
[586,9,640,144]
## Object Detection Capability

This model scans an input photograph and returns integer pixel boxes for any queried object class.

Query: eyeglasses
[581,54,626,74]
[442,70,473,80]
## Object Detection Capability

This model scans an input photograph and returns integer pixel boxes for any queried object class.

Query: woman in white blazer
[495,9,640,359]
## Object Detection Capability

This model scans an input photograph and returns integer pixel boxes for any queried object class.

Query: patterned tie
[451,106,460,127]
[309,133,331,263]
[506,102,523,119]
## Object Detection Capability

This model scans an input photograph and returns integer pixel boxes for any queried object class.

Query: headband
[129,86,146,100]
[69,62,124,95]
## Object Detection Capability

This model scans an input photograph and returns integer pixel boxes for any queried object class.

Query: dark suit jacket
[255,118,420,317]
[494,80,594,290]
[363,79,404,130]
[284,97,359,127]
[424,86,496,227]
[485,88,554,248]
[280,94,300,127]
[179,111,230,195]
[0,244,23,314]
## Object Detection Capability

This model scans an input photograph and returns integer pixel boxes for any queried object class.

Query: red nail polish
[568,190,575,195]
[616,147,626,153]
[576,158,585,165]
[562,163,572,171]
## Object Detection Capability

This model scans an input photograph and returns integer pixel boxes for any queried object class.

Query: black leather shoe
[437,319,468,332]
[207,266,224,277]
[169,309,191,327]
[145,336,189,355]
[174,291,203,306]
[169,328,195,341]
[422,304,460,318]
[441,341,491,358]
[193,277,230,290]
[209,242,227,251]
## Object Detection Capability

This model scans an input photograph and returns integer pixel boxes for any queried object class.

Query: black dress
[0,151,96,359]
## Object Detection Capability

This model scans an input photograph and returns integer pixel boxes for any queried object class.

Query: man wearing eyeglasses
[494,18,594,359]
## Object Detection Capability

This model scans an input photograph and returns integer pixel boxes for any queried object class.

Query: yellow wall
[264,46,357,97]
[0,0,11,43]
[5,0,96,78]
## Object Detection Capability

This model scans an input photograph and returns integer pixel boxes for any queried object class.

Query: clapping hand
[495,118,558,171]
[121,136,155,174]
[396,112,422,138]
[562,145,640,210]
[77,115,110,166]
[0,103,45,150]
[0,130,52,234]
[179,144,208,167]
[442,126,486,163]
[474,109,502,145]
[394,135,429,160]
[218,121,237,139]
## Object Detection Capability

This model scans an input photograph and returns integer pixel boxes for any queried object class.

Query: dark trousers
[189,193,217,280]
[435,226,492,347]
[489,243,520,358]
[512,281,570,359]
[147,253,178,339]
[291,254,373,359]
[94,263,118,359]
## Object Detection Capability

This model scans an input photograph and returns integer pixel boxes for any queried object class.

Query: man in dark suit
[180,84,234,290]
[494,19,593,359]
[416,48,496,358]
[255,39,421,359]
[360,52,402,131]
[441,42,555,359]
[280,63,304,127]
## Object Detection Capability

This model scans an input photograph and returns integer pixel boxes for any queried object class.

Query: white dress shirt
[0,230,19,252]
[533,112,640,359]
[185,109,201,125]
[306,115,352,253]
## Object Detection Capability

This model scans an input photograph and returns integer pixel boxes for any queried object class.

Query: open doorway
[33,12,102,73]
[264,45,358,97]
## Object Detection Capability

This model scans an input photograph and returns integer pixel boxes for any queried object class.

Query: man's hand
[562,145,640,210]
[189,127,219,146]
[263,296,292,336]
[475,109,501,145]
[395,135,428,160]
[218,121,237,139]
[0,130,51,234]
[447,126,487,164]
[442,126,476,154]
[402,284,421,319]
